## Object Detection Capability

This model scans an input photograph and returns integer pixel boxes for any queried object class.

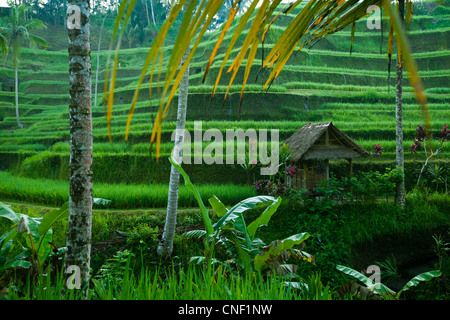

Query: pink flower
[371,144,384,156]
[410,139,421,153]
[285,165,299,177]
[440,125,449,142]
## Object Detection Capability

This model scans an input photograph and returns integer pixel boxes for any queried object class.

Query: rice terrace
[0,0,449,307]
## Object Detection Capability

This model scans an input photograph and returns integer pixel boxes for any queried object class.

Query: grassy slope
[0,1,448,185]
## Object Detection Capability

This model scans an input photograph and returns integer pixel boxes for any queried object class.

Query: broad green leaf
[189,256,222,265]
[208,195,228,217]
[246,197,282,240]
[278,232,310,251]
[254,232,310,271]
[93,198,112,206]
[0,259,31,272]
[182,229,207,239]
[336,264,375,288]
[0,238,13,256]
[213,195,277,233]
[373,282,395,296]
[398,270,441,297]
[36,202,69,260]
[37,201,69,236]
[37,229,53,266]
[169,156,214,236]
[0,202,20,224]
[212,195,278,251]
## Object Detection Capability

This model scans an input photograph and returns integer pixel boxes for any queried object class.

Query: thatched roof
[283,122,369,162]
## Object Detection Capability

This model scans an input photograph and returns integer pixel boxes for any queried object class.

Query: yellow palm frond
[105,0,431,160]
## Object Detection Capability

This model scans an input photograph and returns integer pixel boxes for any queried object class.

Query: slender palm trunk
[94,14,106,108]
[157,48,190,258]
[142,0,151,27]
[149,0,156,25]
[64,0,93,296]
[15,67,23,128]
[395,0,405,208]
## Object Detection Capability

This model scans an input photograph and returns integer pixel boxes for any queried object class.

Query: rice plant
[0,171,256,208]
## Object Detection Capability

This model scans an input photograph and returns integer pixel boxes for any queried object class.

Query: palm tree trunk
[157,48,190,258]
[94,14,106,108]
[64,0,93,296]
[395,0,405,208]
[142,0,151,27]
[149,0,156,25]
[15,67,23,128]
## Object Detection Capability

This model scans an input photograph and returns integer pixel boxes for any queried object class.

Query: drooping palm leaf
[105,0,432,160]
[384,0,431,135]
[106,0,138,142]
[0,33,7,54]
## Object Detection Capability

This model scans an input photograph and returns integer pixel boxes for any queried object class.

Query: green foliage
[171,156,313,281]
[0,198,110,277]
[336,264,442,300]
[94,249,134,286]
[0,171,256,208]
[0,201,69,273]
[7,261,317,300]
[285,168,404,209]
[0,228,31,272]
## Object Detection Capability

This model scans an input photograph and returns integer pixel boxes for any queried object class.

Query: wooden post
[303,162,308,189]
[348,158,353,177]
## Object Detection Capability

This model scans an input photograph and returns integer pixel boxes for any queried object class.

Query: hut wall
[289,160,327,190]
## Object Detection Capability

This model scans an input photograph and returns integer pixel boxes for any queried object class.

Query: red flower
[410,139,421,153]
[285,165,299,177]
[371,144,384,156]
[440,125,449,142]
[415,124,427,142]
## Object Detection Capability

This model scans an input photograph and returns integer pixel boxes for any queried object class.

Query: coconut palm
[63,0,93,297]
[157,48,190,258]
[394,0,406,208]
[157,0,192,258]
[1,4,47,129]
[385,0,426,208]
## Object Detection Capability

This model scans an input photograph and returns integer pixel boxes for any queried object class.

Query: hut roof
[283,122,369,162]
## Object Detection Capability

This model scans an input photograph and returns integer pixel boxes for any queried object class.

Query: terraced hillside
[0,1,449,190]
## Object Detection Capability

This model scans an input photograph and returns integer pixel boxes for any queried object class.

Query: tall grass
[6,263,326,300]
[0,171,256,208]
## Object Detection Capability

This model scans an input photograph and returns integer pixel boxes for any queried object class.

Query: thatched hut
[283,122,369,190]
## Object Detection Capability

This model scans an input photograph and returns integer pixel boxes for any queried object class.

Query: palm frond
[105,0,432,160]
[0,33,7,54]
